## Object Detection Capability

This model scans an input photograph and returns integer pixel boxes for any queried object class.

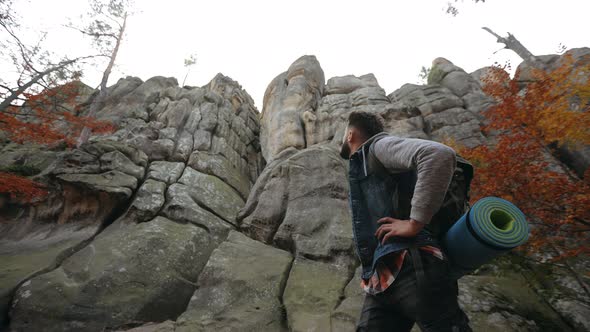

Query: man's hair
[347,111,385,139]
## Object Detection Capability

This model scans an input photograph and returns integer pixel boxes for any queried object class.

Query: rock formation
[0,51,588,332]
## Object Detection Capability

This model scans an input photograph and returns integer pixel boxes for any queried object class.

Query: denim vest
[348,133,437,280]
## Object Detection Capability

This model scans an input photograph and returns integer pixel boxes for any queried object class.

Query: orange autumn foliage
[0,172,48,202]
[0,82,115,203]
[452,53,590,258]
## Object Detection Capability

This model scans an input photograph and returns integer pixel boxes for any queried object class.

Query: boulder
[332,267,364,331]
[283,257,351,332]
[175,231,292,332]
[147,161,185,185]
[239,145,354,261]
[127,179,166,222]
[10,217,212,332]
[177,166,244,223]
[260,55,325,161]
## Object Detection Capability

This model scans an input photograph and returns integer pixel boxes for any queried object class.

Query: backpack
[367,144,474,241]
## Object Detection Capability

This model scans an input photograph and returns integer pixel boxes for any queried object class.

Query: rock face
[260,55,325,161]
[1,73,262,330]
[175,231,292,332]
[1,51,589,332]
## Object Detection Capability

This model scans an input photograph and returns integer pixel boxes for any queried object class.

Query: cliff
[1,50,589,331]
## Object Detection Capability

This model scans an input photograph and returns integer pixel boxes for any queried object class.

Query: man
[340,111,471,332]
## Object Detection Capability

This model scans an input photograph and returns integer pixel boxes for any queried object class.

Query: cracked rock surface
[1,50,589,331]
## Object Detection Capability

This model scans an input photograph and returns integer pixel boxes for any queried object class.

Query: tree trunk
[77,12,127,147]
[482,27,537,64]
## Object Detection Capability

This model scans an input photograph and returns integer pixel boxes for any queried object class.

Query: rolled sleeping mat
[443,197,529,279]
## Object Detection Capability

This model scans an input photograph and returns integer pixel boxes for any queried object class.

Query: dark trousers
[357,249,472,332]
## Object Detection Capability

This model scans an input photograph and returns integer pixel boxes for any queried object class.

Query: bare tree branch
[0,55,99,112]
[64,24,118,39]
[482,27,538,64]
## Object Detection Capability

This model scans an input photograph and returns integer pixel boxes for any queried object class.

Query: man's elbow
[423,142,456,167]
[439,144,457,166]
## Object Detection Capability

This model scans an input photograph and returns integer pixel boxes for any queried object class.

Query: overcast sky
[7,0,590,109]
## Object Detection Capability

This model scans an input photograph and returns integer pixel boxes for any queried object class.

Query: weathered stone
[424,107,479,133]
[428,57,464,85]
[10,217,212,332]
[0,224,99,327]
[387,116,429,139]
[332,267,364,331]
[524,255,590,332]
[172,130,193,162]
[240,145,354,261]
[325,74,380,95]
[82,140,148,168]
[188,151,250,200]
[52,149,100,175]
[150,138,175,160]
[260,55,325,161]
[389,84,464,117]
[161,183,233,242]
[175,231,292,332]
[57,170,138,199]
[91,76,178,123]
[177,167,244,223]
[147,161,185,185]
[458,273,571,331]
[440,71,481,97]
[430,120,486,148]
[283,257,351,332]
[0,144,59,175]
[128,179,166,222]
[100,150,145,179]
[115,321,176,332]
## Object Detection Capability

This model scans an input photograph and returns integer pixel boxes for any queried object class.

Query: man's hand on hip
[375,217,425,244]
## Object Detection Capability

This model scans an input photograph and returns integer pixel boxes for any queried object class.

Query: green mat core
[490,209,515,231]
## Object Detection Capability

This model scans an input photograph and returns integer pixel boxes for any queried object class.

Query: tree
[482,27,537,64]
[182,53,197,87]
[0,0,94,114]
[452,53,590,259]
[418,66,431,84]
[74,0,131,147]
[0,0,121,203]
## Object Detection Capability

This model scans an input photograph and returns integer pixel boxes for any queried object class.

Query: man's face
[339,127,351,159]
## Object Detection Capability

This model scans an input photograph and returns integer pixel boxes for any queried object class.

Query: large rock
[0,223,98,327]
[177,166,244,224]
[283,257,352,332]
[10,217,212,332]
[127,179,166,222]
[260,55,325,161]
[458,273,572,331]
[306,73,391,146]
[175,231,292,332]
[332,267,364,331]
[239,145,354,261]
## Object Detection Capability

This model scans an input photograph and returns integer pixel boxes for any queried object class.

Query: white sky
[7,0,590,109]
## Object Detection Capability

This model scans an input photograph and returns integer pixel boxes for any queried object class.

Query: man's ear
[348,127,358,143]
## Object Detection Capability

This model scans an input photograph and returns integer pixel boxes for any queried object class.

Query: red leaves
[454,56,590,258]
[0,81,116,203]
[0,172,48,203]
[0,81,115,147]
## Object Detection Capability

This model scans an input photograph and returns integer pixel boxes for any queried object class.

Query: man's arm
[372,136,456,241]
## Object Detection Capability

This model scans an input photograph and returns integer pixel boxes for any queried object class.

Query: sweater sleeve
[372,136,456,224]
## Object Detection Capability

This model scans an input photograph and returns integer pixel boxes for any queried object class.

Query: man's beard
[340,141,351,159]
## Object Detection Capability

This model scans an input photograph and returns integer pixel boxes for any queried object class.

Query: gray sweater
[372,136,456,224]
